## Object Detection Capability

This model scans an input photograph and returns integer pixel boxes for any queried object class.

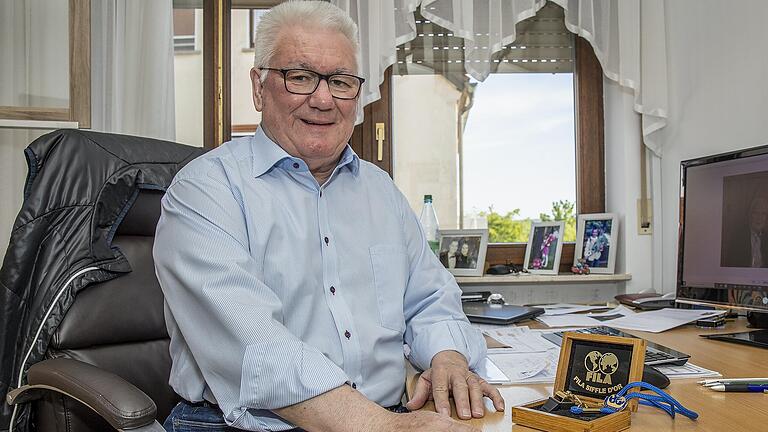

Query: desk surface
[407,319,768,431]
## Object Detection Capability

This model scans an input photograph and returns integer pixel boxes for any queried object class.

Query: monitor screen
[677,145,768,312]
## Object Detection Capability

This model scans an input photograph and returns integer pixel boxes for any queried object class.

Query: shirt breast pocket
[369,244,408,333]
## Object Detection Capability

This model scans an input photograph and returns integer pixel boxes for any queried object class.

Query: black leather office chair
[7,190,177,431]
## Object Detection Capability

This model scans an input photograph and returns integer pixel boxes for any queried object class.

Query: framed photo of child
[524,221,565,275]
[574,213,619,274]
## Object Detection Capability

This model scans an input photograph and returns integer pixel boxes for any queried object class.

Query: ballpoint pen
[698,378,768,385]
[708,384,768,392]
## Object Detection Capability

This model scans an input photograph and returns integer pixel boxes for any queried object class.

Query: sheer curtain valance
[333,0,668,155]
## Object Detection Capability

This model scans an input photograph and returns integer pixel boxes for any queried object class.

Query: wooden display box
[512,332,646,432]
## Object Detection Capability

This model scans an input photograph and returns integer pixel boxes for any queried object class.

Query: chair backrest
[33,190,179,431]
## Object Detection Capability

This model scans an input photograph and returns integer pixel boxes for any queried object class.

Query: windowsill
[455,273,631,285]
[0,119,78,130]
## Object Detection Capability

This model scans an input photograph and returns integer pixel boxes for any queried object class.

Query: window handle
[375,122,385,161]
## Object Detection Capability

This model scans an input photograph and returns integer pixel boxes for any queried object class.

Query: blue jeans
[163,400,305,432]
[163,400,238,432]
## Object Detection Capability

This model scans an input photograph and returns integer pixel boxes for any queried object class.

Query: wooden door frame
[203,0,231,149]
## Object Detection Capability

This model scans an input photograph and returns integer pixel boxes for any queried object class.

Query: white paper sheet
[654,362,721,380]
[535,305,635,328]
[535,314,604,327]
[605,308,724,333]
[475,357,511,384]
[487,349,560,384]
[480,326,554,352]
[586,305,636,322]
[540,303,609,316]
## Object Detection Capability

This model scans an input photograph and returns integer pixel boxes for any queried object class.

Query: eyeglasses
[260,68,365,100]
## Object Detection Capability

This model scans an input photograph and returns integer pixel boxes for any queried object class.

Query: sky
[462,73,576,219]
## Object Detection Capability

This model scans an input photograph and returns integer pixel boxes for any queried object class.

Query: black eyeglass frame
[259,67,366,100]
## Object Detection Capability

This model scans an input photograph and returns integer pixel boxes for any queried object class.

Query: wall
[603,80,654,293]
[655,0,768,293]
[230,9,261,128]
[460,281,625,305]
[393,75,461,229]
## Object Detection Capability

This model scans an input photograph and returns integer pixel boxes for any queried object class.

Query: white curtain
[333,0,668,155]
[0,0,176,254]
[0,0,71,254]
[90,0,176,141]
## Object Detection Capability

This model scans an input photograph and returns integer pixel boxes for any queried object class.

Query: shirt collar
[250,127,359,178]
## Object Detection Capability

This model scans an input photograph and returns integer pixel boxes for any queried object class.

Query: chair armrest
[6,358,158,430]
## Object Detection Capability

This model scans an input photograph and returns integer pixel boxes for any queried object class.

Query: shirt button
[292,162,299,169]
[330,286,336,295]
[351,382,357,389]
[324,236,329,245]
[344,330,351,339]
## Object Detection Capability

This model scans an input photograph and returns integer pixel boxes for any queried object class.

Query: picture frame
[524,221,565,275]
[437,229,488,277]
[574,213,619,274]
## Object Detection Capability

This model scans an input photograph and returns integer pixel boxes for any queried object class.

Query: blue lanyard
[570,382,699,420]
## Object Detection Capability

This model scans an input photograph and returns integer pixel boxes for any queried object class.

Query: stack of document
[601,308,725,333]
[473,325,561,384]
[534,303,725,333]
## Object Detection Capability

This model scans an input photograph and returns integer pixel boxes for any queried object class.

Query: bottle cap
[424,194,433,202]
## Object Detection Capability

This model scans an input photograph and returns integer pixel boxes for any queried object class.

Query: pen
[708,384,768,392]
[698,378,768,385]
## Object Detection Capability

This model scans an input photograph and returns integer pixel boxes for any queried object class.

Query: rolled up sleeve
[154,172,348,426]
[396,192,486,372]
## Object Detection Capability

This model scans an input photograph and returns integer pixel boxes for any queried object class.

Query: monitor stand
[747,311,768,329]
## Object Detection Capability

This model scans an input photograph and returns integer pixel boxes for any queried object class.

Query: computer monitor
[677,143,768,325]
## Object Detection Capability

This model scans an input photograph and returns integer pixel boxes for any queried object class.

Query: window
[173,9,197,52]
[391,3,605,270]
[0,0,90,128]
[393,3,579,242]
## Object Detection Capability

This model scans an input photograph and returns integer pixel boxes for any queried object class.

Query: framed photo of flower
[524,221,565,275]
[574,213,619,274]
[437,229,489,277]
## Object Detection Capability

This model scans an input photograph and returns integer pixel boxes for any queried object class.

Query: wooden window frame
[0,0,91,128]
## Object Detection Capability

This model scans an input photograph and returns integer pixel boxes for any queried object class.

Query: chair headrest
[115,189,164,237]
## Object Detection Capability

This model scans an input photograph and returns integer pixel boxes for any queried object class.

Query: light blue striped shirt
[153,128,486,431]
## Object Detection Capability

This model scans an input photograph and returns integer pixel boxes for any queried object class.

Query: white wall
[393,75,461,229]
[654,0,768,293]
[604,81,654,293]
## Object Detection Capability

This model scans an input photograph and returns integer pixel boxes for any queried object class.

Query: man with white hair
[154,2,503,431]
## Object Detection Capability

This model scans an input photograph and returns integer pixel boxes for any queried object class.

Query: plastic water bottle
[419,195,440,256]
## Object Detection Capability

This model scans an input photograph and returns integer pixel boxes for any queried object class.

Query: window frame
[0,0,91,129]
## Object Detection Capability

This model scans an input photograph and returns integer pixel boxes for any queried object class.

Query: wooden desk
[407,319,768,431]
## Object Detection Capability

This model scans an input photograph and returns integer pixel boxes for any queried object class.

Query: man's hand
[406,350,505,419]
